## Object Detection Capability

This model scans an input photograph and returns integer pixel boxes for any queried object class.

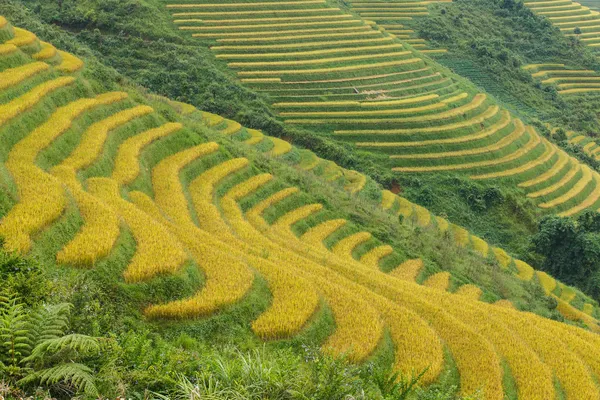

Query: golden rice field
[205,104,599,332]
[3,16,600,400]
[166,0,600,219]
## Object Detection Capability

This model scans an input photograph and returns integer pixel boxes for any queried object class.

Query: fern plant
[0,295,101,397]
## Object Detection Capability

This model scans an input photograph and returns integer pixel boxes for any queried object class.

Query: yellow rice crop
[58,105,154,172]
[202,112,224,127]
[332,231,372,259]
[244,129,264,145]
[229,51,410,68]
[494,305,600,398]
[189,14,353,25]
[514,260,535,280]
[528,158,579,198]
[0,62,49,91]
[470,235,489,258]
[381,190,396,210]
[257,196,506,394]
[88,178,187,283]
[251,197,386,360]
[450,224,470,247]
[269,137,292,156]
[583,303,595,315]
[184,19,360,32]
[393,125,540,172]
[360,93,439,107]
[559,284,577,302]
[0,44,17,55]
[390,119,524,159]
[455,284,482,300]
[33,41,57,62]
[128,191,169,224]
[397,197,414,217]
[343,169,367,194]
[360,245,393,269]
[259,195,441,372]
[8,92,127,166]
[519,150,569,188]
[274,101,361,108]
[237,59,422,76]
[434,295,555,400]
[6,27,37,48]
[346,105,499,137]
[492,247,512,269]
[199,25,372,39]
[219,174,321,339]
[112,122,183,185]
[0,166,66,253]
[560,88,600,94]
[151,143,219,226]
[189,158,250,245]
[0,76,75,127]
[423,271,451,291]
[471,135,556,180]
[539,164,593,208]
[413,204,431,227]
[173,7,340,17]
[219,44,404,60]
[210,30,382,42]
[144,229,254,319]
[146,145,254,319]
[389,258,423,281]
[280,102,445,118]
[494,299,515,309]
[319,282,386,362]
[435,216,449,232]
[298,94,485,125]
[220,120,242,135]
[52,167,120,267]
[0,92,126,254]
[212,37,394,51]
[535,271,557,295]
[559,174,600,217]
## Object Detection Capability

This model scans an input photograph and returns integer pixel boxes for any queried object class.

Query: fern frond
[28,303,71,347]
[18,362,98,397]
[0,298,32,365]
[24,334,101,362]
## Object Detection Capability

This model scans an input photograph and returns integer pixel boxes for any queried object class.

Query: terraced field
[3,16,600,399]
[525,63,600,95]
[166,0,600,218]
[344,0,449,53]
[524,0,600,55]
[205,110,600,320]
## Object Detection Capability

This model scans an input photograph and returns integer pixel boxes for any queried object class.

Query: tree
[531,214,600,299]
[574,26,582,35]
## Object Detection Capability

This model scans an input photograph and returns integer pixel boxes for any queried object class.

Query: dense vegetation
[417,0,600,133]
[0,0,556,263]
[3,0,600,398]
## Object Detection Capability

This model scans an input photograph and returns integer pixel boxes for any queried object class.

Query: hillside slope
[164,0,600,223]
[2,14,600,399]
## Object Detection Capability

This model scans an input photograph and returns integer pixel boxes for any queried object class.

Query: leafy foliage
[0,295,101,397]
[530,211,600,299]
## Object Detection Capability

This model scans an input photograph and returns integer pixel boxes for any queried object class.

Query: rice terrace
[2,0,600,399]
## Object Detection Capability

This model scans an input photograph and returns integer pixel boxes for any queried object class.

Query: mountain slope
[165,0,600,222]
[3,14,600,399]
